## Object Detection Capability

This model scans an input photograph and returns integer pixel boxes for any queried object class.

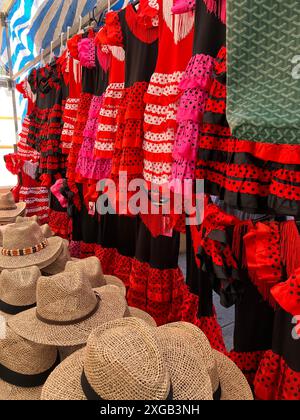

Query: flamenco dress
[61,35,82,156]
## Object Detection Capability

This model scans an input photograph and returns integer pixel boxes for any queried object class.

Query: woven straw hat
[40,224,55,238]
[65,257,126,296]
[127,307,157,327]
[16,215,39,224]
[0,192,26,222]
[41,318,171,400]
[42,240,71,276]
[8,270,128,346]
[162,322,253,400]
[0,325,59,400]
[0,266,41,320]
[0,221,63,271]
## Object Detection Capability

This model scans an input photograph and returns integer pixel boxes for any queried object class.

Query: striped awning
[0,0,129,77]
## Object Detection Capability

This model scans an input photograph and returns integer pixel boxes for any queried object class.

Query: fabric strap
[0,353,60,388]
[0,299,36,315]
[81,370,174,400]
[213,383,222,401]
[36,293,101,326]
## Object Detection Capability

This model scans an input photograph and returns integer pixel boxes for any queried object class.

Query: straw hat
[8,270,128,346]
[0,225,6,247]
[41,318,214,400]
[0,266,40,320]
[42,240,71,276]
[0,325,59,400]
[0,192,26,223]
[16,215,39,224]
[161,322,253,400]
[0,221,63,271]
[41,318,171,400]
[127,307,157,327]
[65,257,126,296]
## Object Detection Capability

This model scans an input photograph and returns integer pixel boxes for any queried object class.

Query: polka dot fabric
[170,54,214,191]
[254,350,300,401]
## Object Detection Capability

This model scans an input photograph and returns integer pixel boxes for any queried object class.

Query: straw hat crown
[0,192,17,210]
[2,221,45,251]
[0,266,40,306]
[65,257,105,288]
[83,318,170,400]
[0,326,57,375]
[36,270,99,323]
[161,322,219,392]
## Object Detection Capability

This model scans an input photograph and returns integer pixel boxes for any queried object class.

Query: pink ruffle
[76,95,112,180]
[78,38,95,68]
[178,54,214,92]
[172,0,196,14]
[170,54,215,187]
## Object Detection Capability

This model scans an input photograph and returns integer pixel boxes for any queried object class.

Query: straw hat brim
[0,310,11,321]
[0,202,26,221]
[8,286,127,346]
[213,351,253,400]
[104,275,126,296]
[41,348,86,400]
[128,307,157,327]
[0,236,63,270]
[0,378,43,400]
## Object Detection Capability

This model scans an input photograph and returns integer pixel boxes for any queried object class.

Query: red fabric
[48,209,71,239]
[125,4,158,44]
[254,350,300,400]
[244,222,282,306]
[280,221,300,278]
[229,350,267,387]
[271,267,300,318]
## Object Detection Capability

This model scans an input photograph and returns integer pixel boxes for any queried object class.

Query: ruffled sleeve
[78,37,96,68]
[67,34,82,60]
[271,267,300,317]
[96,11,123,47]
[137,0,159,28]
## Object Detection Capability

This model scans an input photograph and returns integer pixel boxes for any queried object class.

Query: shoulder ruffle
[96,11,123,47]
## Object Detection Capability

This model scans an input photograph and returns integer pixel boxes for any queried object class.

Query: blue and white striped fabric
[0,0,130,76]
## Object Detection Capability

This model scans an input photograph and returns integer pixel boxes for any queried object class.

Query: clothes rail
[12,0,123,81]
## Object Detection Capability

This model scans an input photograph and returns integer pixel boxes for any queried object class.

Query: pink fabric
[172,0,196,14]
[78,38,95,68]
[50,179,68,208]
[170,54,214,192]
[76,95,112,180]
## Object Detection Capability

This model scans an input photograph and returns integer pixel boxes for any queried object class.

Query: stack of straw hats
[40,318,253,401]
[0,217,253,401]
[0,193,26,225]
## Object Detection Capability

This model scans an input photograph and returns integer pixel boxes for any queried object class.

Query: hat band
[36,293,101,326]
[1,239,48,257]
[0,353,60,388]
[0,206,17,211]
[81,370,174,400]
[213,383,221,401]
[0,299,36,315]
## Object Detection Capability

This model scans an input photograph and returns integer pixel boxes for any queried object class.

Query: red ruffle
[48,209,71,239]
[229,350,267,386]
[271,267,300,318]
[244,222,282,307]
[254,350,300,400]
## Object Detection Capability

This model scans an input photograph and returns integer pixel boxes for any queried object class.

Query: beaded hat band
[1,239,48,257]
